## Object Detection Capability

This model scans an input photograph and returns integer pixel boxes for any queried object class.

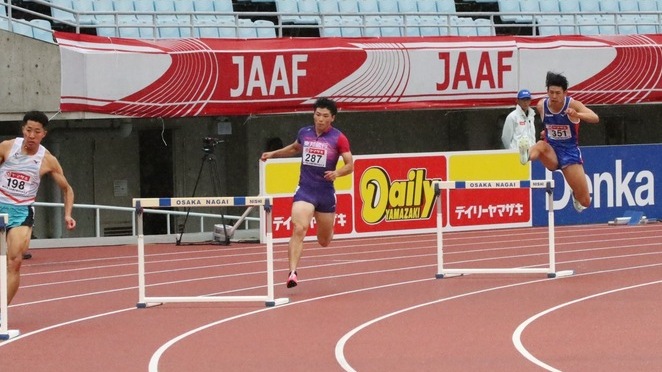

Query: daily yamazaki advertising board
[260,150,531,242]
[261,145,662,242]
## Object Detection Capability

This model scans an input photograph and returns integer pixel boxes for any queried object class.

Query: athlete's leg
[288,201,315,272]
[314,211,335,247]
[6,226,32,304]
[528,141,559,171]
[562,164,591,208]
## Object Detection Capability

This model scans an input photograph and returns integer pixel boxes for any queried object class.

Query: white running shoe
[572,194,588,213]
[518,138,530,165]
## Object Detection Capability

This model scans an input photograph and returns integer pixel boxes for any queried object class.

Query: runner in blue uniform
[523,72,599,212]
[261,98,353,288]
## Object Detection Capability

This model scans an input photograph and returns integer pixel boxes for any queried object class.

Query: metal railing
[33,201,260,238]
[2,0,661,40]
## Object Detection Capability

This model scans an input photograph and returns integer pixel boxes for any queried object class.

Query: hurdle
[433,180,573,279]
[1,213,20,340]
[134,196,289,308]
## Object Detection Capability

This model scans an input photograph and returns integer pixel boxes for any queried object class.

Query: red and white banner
[55,32,662,117]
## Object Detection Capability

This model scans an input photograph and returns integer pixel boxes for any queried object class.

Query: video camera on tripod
[202,137,224,154]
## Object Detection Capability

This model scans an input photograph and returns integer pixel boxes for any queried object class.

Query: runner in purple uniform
[261,98,354,288]
[523,72,599,212]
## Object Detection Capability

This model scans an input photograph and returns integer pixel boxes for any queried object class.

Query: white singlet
[0,138,46,205]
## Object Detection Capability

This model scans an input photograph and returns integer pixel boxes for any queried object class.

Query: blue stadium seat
[379,17,403,37]
[0,18,9,31]
[497,0,521,23]
[559,0,580,14]
[11,19,34,37]
[595,16,617,34]
[318,0,342,24]
[237,18,257,38]
[578,16,600,35]
[638,0,658,19]
[173,0,195,37]
[600,0,620,13]
[50,0,76,24]
[71,0,96,25]
[580,0,600,14]
[337,0,362,23]
[397,0,419,26]
[158,25,180,38]
[275,0,303,24]
[254,19,277,38]
[213,0,235,23]
[92,0,116,26]
[635,17,658,33]
[194,0,218,23]
[518,0,540,22]
[474,18,494,36]
[217,19,238,38]
[340,17,362,37]
[357,0,380,23]
[436,0,457,13]
[320,17,343,37]
[538,0,560,14]
[536,15,560,36]
[298,0,322,24]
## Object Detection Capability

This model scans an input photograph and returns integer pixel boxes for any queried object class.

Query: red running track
[1,223,661,371]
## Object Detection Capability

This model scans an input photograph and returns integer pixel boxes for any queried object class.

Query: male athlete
[0,111,76,308]
[523,72,599,212]
[261,98,353,288]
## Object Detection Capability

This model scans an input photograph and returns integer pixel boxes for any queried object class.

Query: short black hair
[313,97,338,116]
[546,71,569,91]
[22,111,49,128]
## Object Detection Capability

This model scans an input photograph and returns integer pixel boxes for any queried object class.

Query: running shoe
[286,271,298,288]
[22,252,32,260]
[518,137,530,165]
[572,194,588,213]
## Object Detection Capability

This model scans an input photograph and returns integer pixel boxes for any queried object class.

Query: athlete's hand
[565,107,579,121]
[65,216,76,230]
[324,171,338,181]
[260,152,273,162]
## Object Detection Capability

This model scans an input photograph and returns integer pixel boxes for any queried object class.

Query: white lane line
[512,279,662,371]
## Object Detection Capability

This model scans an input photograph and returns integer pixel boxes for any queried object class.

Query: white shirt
[0,138,46,205]
[501,104,536,150]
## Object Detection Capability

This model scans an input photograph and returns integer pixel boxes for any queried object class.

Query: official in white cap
[501,89,536,165]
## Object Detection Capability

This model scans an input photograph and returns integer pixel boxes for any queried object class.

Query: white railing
[33,201,260,238]
[2,0,660,41]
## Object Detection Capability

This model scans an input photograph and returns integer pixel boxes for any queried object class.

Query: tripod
[176,138,230,246]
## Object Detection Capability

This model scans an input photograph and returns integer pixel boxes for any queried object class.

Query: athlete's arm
[260,140,302,161]
[567,100,599,124]
[0,139,14,164]
[324,151,353,182]
[43,153,76,230]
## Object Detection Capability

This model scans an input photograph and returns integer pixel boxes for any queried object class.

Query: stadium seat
[254,19,277,38]
[600,0,620,13]
[297,0,322,24]
[559,0,580,14]
[497,0,521,23]
[32,19,54,42]
[0,1,5,18]
[337,0,362,23]
[0,18,9,31]
[453,16,477,36]
[340,17,362,37]
[518,0,540,22]
[397,0,419,26]
[362,17,381,36]
[11,19,34,37]
[595,15,617,34]
[416,0,442,25]
[474,18,494,36]
[217,19,238,38]
[196,24,220,38]
[580,0,600,14]
[92,0,116,26]
[320,17,343,37]
[403,19,421,36]
[379,17,403,37]
[536,15,560,36]
[378,0,402,24]
[50,0,77,25]
[71,0,96,25]
[357,0,380,23]
[158,25,180,38]
[318,0,341,24]
[237,18,257,38]
[618,0,640,22]
[435,0,457,14]
[212,0,235,23]
[173,0,195,37]
[636,17,658,33]
[193,0,218,23]
[578,16,600,35]
[275,0,302,24]
[638,0,658,20]
[538,0,560,14]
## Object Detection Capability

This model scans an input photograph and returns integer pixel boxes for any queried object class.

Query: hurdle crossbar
[0,213,20,340]
[433,180,573,279]
[133,196,288,308]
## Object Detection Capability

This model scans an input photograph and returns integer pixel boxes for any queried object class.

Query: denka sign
[532,144,659,226]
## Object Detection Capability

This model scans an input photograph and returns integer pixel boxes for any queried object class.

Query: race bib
[303,146,327,167]
[1,171,32,197]
[546,124,571,140]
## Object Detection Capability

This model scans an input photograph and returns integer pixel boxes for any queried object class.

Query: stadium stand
[1,0,662,41]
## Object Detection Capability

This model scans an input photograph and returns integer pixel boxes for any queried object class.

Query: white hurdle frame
[134,196,288,308]
[1,213,20,340]
[434,180,573,279]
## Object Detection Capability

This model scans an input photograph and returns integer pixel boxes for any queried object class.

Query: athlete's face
[546,85,566,105]
[22,120,47,151]
[313,107,335,133]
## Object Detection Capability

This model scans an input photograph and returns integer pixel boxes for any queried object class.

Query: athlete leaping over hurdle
[520,71,600,213]
[261,98,354,288]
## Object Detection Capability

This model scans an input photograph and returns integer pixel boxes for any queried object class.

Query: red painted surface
[1,223,660,371]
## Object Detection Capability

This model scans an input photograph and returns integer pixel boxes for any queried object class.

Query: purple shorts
[293,184,337,213]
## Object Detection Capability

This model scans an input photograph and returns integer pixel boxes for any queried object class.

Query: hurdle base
[265,298,289,307]
[0,329,20,340]
[547,270,574,278]
[137,302,164,309]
